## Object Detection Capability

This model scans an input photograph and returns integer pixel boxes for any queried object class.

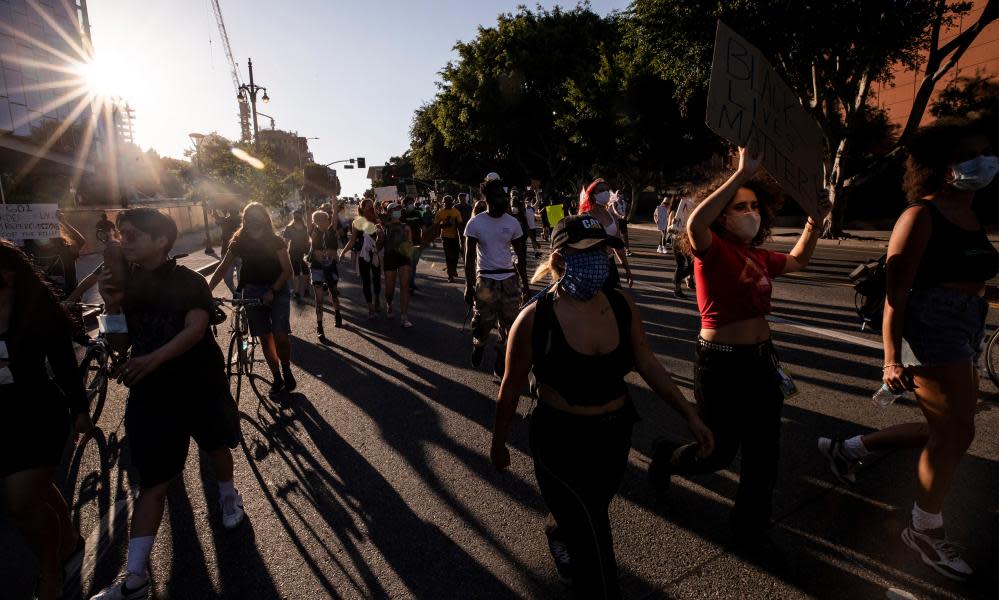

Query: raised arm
[687,147,761,253]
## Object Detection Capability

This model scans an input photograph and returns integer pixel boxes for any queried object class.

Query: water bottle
[872,383,902,407]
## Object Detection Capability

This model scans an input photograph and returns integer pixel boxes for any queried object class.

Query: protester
[90,209,244,600]
[524,193,542,258]
[382,203,413,327]
[464,176,524,378]
[24,213,86,299]
[0,241,92,600]
[509,193,532,296]
[578,179,633,288]
[95,212,115,243]
[648,147,822,562]
[434,195,464,283]
[341,199,383,318]
[472,200,488,217]
[213,205,242,288]
[308,210,343,342]
[457,193,473,253]
[208,203,295,397]
[608,191,631,256]
[654,196,670,253]
[667,192,696,298]
[490,215,713,597]
[282,209,311,302]
[402,197,425,293]
[817,117,998,581]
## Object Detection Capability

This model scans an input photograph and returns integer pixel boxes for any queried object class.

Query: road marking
[768,315,883,350]
[886,588,919,600]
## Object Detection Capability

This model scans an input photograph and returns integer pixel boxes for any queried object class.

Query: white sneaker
[817,437,861,484]
[90,571,150,600]
[221,491,245,529]
[656,245,664,253]
[901,521,973,581]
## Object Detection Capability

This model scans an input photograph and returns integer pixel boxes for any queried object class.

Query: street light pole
[239,58,269,144]
[189,132,214,255]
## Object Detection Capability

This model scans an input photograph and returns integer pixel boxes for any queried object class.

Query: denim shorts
[311,262,339,293]
[901,287,988,367]
[241,283,292,337]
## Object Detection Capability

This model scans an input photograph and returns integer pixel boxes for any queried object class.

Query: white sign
[374,186,398,204]
[1,203,60,239]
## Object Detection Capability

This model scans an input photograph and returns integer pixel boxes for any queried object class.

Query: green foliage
[187,132,303,207]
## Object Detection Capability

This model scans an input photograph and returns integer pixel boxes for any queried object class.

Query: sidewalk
[75,229,221,304]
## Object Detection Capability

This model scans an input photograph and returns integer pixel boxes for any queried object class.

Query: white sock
[218,479,235,499]
[912,503,944,531]
[841,435,869,460]
[125,536,155,576]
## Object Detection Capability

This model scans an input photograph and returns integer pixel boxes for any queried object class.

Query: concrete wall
[63,200,215,255]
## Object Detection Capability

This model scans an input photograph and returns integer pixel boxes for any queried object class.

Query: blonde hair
[531,253,564,284]
[312,209,331,225]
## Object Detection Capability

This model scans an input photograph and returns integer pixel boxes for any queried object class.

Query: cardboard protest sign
[374,186,398,204]
[706,21,827,219]
[1,203,60,239]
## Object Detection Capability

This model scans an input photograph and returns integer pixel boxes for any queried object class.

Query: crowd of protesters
[1,113,997,600]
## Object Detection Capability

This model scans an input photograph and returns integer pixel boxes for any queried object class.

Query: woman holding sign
[649,146,822,562]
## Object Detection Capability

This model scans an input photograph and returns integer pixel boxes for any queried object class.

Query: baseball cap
[551,214,624,251]
[484,171,501,182]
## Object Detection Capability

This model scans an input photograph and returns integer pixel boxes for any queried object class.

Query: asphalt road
[3,225,998,600]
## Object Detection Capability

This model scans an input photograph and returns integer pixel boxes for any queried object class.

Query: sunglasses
[118,229,145,242]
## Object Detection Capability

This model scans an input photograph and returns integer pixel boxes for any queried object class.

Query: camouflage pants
[471,275,522,349]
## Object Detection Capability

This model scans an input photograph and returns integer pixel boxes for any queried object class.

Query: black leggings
[529,402,634,599]
[358,257,381,304]
[653,340,785,534]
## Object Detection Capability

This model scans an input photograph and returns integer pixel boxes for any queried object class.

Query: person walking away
[208,203,295,397]
[668,193,696,298]
[89,209,245,600]
[649,147,823,563]
[654,196,670,253]
[491,215,713,598]
[509,194,532,300]
[524,193,542,258]
[402,197,425,293]
[608,191,632,256]
[95,212,115,244]
[434,195,464,283]
[816,117,998,581]
[213,206,242,290]
[578,180,633,288]
[282,209,311,302]
[382,203,414,327]
[341,199,383,318]
[457,193,473,255]
[308,210,343,342]
[0,241,93,600]
[464,176,524,378]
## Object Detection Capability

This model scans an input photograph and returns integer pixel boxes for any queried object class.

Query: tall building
[0,0,102,188]
[872,0,999,127]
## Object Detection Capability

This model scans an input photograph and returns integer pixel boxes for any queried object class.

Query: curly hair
[676,171,785,256]
[903,115,984,202]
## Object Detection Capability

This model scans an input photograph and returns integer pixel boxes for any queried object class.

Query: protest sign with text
[0,203,60,240]
[706,21,827,219]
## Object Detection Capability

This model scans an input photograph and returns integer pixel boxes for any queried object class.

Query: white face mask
[594,190,611,206]
[722,212,761,242]
[950,155,999,191]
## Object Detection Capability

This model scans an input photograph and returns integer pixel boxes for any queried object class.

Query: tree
[628,0,998,236]
[931,74,999,119]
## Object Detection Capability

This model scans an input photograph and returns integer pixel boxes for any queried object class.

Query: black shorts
[125,374,241,488]
[290,254,308,276]
[383,251,411,272]
[0,384,70,478]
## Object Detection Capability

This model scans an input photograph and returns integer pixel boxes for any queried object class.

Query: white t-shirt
[669,198,694,235]
[464,212,523,280]
[525,206,538,230]
[655,205,670,231]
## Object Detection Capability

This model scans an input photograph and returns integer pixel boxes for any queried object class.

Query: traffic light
[356,157,366,169]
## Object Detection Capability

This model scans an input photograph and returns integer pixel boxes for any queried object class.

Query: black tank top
[910,201,999,289]
[531,288,635,406]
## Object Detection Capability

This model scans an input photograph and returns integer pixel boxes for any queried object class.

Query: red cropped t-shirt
[693,231,788,329]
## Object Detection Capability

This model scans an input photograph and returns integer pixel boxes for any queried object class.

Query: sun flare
[74,54,126,99]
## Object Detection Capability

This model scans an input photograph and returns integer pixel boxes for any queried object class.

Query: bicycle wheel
[79,345,109,424]
[985,328,999,388]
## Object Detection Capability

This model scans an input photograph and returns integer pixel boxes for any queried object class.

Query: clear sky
[85,0,630,197]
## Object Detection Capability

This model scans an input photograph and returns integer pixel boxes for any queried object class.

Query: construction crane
[209,0,252,143]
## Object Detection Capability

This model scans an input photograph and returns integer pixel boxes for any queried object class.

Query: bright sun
[75,54,125,99]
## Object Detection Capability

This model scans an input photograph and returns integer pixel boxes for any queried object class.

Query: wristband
[882,362,902,370]
[98,314,128,334]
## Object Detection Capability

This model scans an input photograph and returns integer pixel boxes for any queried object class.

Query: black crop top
[531,288,636,406]
[910,201,999,289]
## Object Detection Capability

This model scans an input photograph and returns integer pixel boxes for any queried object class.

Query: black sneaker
[282,369,297,392]
[317,322,326,341]
[901,520,972,580]
[817,437,861,484]
[334,310,343,328]
[268,376,284,399]
[673,285,686,299]
[545,529,574,582]
[470,345,485,368]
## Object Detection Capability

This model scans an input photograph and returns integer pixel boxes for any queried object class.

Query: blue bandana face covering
[559,248,609,300]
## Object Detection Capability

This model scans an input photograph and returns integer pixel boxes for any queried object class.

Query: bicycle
[215,296,261,403]
[985,301,999,388]
[75,303,128,425]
